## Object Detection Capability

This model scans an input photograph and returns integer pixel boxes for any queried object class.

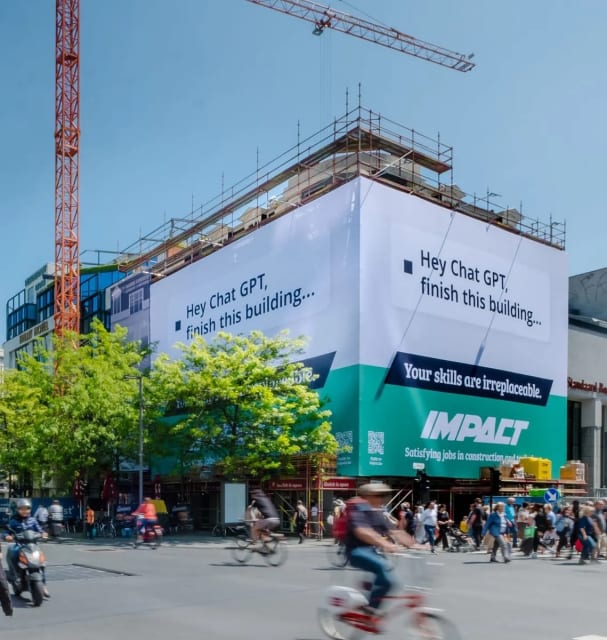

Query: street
[0,536,604,640]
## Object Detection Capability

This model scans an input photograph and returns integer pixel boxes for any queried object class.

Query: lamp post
[125,375,144,505]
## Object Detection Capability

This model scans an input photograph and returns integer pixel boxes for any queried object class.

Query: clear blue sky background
[2,0,606,340]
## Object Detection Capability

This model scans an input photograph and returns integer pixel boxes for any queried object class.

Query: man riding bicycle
[346,483,419,613]
[250,489,280,544]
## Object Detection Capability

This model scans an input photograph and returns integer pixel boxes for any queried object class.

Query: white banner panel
[359,178,568,395]
[150,182,360,368]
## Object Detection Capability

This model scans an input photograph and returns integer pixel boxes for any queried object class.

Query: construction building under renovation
[5,105,578,528]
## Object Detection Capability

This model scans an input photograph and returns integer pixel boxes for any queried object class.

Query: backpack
[333,496,365,542]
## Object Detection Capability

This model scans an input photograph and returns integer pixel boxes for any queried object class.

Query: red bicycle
[318,552,461,639]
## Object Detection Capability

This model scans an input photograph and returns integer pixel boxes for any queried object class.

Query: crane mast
[246,0,475,72]
[54,0,81,337]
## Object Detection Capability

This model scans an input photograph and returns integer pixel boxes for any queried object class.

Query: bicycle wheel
[327,542,348,568]
[263,539,288,567]
[318,607,366,640]
[230,537,252,564]
[405,612,462,640]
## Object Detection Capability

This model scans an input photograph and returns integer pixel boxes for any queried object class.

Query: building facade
[3,264,124,369]
[568,268,607,493]
[11,107,605,515]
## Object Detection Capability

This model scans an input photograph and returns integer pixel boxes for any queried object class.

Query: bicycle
[229,531,288,567]
[327,539,348,568]
[97,518,116,538]
[318,552,461,639]
[212,522,247,537]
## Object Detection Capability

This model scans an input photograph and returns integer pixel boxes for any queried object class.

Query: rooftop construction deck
[116,105,565,279]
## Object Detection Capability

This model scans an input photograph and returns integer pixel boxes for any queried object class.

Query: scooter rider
[4,498,49,598]
[132,497,157,542]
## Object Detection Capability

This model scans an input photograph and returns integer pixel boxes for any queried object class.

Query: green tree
[0,361,52,492]
[148,330,335,479]
[0,318,146,491]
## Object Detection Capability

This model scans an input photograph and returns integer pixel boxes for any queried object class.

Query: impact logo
[420,410,528,446]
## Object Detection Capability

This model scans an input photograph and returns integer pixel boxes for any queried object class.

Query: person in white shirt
[421,501,438,553]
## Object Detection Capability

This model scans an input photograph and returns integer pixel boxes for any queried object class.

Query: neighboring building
[568,268,607,493]
[3,263,124,369]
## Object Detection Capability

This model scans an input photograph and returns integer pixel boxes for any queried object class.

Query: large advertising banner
[354,178,568,478]
[151,181,361,376]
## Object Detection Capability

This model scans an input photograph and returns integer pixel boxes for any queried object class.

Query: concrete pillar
[581,398,603,492]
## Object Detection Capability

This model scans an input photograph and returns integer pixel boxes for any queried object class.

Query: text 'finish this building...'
[7,105,590,507]
[115,106,569,498]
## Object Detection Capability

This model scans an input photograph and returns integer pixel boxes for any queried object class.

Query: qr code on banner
[335,431,353,449]
[367,431,384,455]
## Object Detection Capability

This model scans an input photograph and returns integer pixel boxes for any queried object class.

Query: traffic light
[422,472,431,491]
[414,470,431,501]
[489,468,501,495]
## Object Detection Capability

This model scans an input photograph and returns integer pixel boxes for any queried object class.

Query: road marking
[573,635,607,639]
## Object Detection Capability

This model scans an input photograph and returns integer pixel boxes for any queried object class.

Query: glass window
[129,289,144,315]
[567,401,581,461]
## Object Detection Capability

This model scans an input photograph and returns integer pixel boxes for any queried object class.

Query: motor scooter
[6,529,47,606]
[133,515,163,549]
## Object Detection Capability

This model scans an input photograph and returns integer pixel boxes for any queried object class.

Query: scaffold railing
[115,105,564,277]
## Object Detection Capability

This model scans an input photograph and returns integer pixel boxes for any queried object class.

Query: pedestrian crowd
[327,495,607,566]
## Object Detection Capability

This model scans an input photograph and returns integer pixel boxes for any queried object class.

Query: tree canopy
[0,319,145,491]
[148,330,335,480]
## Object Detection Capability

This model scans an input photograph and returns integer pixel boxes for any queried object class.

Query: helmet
[16,498,31,510]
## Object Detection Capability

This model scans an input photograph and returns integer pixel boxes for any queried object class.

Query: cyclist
[250,489,279,544]
[346,483,420,614]
[4,498,49,599]
[132,497,158,542]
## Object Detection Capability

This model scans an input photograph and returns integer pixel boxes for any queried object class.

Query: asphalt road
[0,536,604,640]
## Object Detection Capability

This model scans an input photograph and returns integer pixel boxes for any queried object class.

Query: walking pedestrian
[468,498,485,549]
[483,502,511,563]
[48,499,64,538]
[398,502,415,536]
[85,504,96,539]
[578,504,599,565]
[435,504,451,551]
[421,501,437,553]
[293,500,308,544]
[530,503,552,558]
[310,501,319,538]
[34,503,49,532]
[504,498,518,548]
[555,505,573,558]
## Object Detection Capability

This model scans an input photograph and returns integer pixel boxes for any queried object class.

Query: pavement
[0,535,605,639]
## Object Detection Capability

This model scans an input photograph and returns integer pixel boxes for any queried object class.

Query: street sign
[412,462,425,470]
[544,488,560,503]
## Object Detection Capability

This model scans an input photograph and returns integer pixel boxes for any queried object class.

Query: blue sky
[2,0,607,340]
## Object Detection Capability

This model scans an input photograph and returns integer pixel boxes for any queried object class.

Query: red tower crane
[246,0,475,72]
[54,0,80,337]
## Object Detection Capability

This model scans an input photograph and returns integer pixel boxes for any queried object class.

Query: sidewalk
[52,531,330,549]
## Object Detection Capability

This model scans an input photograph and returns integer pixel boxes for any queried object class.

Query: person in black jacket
[435,504,452,551]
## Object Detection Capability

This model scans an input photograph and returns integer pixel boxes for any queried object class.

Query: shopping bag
[523,526,536,538]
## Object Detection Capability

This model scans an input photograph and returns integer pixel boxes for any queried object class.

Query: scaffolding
[116,105,565,279]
